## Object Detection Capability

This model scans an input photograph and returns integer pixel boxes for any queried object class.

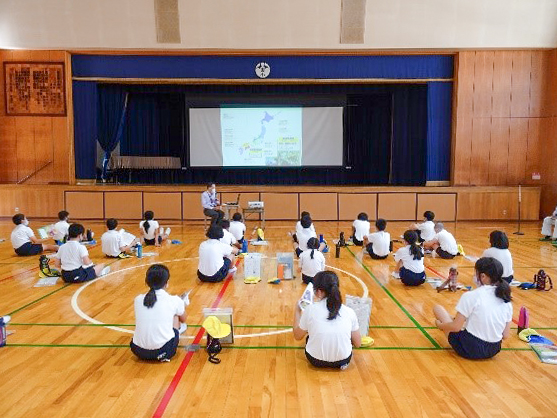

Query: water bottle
[137,242,143,258]
[0,317,7,348]
[319,234,324,243]
[241,239,248,253]
[335,241,341,259]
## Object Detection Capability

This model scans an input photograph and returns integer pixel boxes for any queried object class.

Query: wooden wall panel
[52,117,70,183]
[0,117,18,182]
[524,118,542,185]
[416,194,456,222]
[507,118,529,185]
[338,193,377,221]
[492,51,512,117]
[260,193,299,220]
[65,192,104,219]
[457,189,539,220]
[469,117,491,185]
[104,192,142,219]
[143,192,182,219]
[473,51,494,117]
[377,193,416,220]
[299,193,338,220]
[529,51,550,117]
[13,189,64,218]
[15,117,35,183]
[453,115,473,185]
[488,117,510,185]
[33,118,54,184]
[510,51,532,117]
[182,192,205,220]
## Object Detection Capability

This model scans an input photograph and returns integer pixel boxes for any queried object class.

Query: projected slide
[221,108,302,167]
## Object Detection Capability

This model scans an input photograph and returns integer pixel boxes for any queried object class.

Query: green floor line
[8,284,72,316]
[345,246,442,349]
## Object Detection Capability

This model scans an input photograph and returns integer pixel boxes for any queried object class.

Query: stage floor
[1,219,557,417]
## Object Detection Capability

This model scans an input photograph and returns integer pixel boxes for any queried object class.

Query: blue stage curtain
[72,81,98,179]
[98,85,129,179]
[426,82,453,181]
[391,86,428,185]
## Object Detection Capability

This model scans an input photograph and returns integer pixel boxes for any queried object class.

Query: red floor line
[426,265,447,280]
[152,274,234,418]
[0,266,39,283]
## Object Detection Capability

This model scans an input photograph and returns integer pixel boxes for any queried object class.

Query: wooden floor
[1,218,557,417]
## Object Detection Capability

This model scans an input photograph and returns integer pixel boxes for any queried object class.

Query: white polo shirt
[456,285,513,343]
[299,299,359,362]
[352,219,370,242]
[296,221,316,236]
[299,249,325,278]
[366,231,391,257]
[198,239,233,276]
[53,220,70,241]
[102,230,124,257]
[140,220,160,240]
[132,289,185,350]
[435,229,458,255]
[482,247,514,278]
[220,229,237,246]
[11,224,35,249]
[229,221,246,241]
[55,240,89,271]
[394,245,425,273]
[297,227,317,251]
[417,221,436,241]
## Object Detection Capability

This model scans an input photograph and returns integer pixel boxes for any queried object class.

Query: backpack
[533,270,553,291]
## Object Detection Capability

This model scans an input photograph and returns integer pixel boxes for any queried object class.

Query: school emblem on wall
[255,62,271,79]
[3,62,66,116]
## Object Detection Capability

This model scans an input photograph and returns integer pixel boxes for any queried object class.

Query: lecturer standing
[201,183,224,226]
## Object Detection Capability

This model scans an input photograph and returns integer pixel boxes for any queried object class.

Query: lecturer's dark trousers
[204,208,224,225]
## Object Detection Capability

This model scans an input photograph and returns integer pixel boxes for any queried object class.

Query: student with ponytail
[131,264,187,362]
[393,230,426,286]
[293,271,361,369]
[433,257,513,360]
[140,211,171,247]
[299,237,325,284]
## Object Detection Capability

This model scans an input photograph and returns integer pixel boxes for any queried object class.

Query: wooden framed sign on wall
[4,61,66,116]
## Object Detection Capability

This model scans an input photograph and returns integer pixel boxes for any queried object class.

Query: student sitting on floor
[10,213,58,256]
[140,211,171,247]
[410,211,436,242]
[482,231,514,284]
[433,257,512,360]
[101,218,139,258]
[291,211,314,244]
[423,222,459,259]
[53,223,109,283]
[351,212,370,246]
[299,237,326,284]
[229,213,246,244]
[363,218,391,260]
[197,225,238,283]
[219,219,241,249]
[293,271,361,370]
[52,211,70,245]
[393,230,426,286]
[130,264,187,362]
[292,215,325,258]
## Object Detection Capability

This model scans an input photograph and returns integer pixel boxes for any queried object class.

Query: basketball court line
[7,284,72,316]
[0,266,39,283]
[345,246,441,349]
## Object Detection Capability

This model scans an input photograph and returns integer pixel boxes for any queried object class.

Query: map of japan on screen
[221,108,302,167]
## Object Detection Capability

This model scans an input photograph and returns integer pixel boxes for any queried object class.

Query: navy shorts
[400,267,426,286]
[14,242,43,256]
[295,247,303,258]
[436,247,457,259]
[302,274,314,284]
[130,328,180,362]
[352,237,364,246]
[305,350,352,369]
[61,266,97,283]
[144,237,162,246]
[366,243,388,260]
[197,258,232,283]
[448,329,502,360]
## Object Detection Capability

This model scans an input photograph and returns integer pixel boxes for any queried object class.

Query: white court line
[71,257,368,340]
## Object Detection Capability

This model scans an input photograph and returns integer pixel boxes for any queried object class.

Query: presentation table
[221,204,240,220]
[242,207,266,229]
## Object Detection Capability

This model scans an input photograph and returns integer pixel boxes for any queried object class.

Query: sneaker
[118,252,132,259]
[100,266,111,277]
[165,227,171,236]
[159,358,171,363]
[178,323,187,334]
[322,245,329,253]
[540,236,553,241]
[39,255,60,277]
[228,266,238,274]
[181,290,192,306]
[340,363,349,370]
[159,227,164,235]
[1,315,11,324]
[391,271,400,279]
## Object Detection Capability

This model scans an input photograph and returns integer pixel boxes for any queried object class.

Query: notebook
[225,193,241,205]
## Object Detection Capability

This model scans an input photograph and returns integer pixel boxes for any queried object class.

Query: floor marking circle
[71,258,368,340]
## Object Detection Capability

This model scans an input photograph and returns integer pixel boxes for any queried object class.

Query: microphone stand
[513,184,525,235]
